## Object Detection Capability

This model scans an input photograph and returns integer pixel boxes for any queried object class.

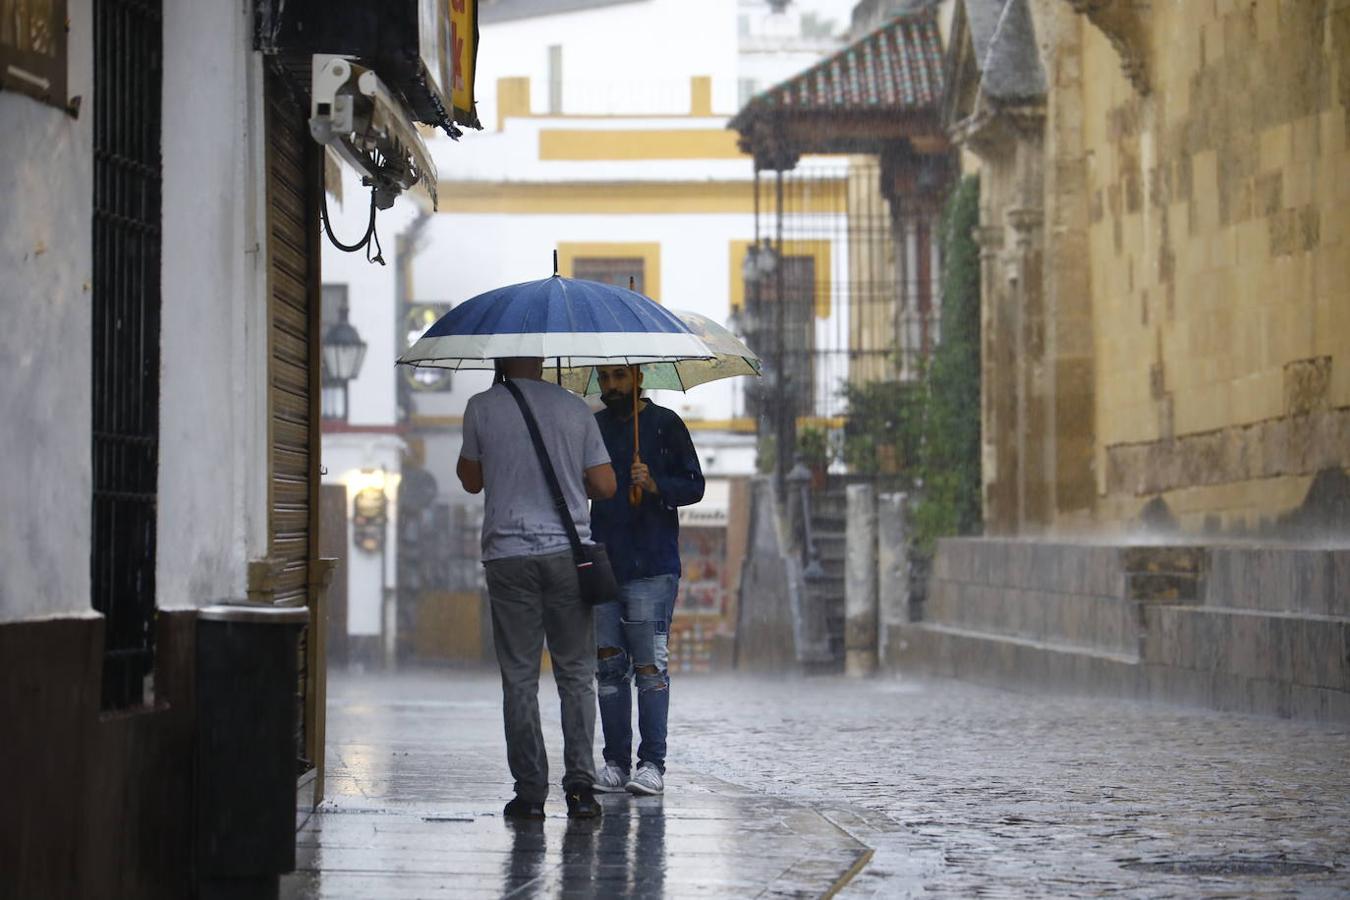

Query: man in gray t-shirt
[457,357,615,820]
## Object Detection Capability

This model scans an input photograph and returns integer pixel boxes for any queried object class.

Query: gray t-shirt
[460,378,610,562]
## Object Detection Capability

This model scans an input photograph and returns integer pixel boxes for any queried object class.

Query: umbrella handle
[629,360,642,507]
[628,451,643,506]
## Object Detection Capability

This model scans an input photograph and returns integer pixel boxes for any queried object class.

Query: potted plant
[796,426,833,491]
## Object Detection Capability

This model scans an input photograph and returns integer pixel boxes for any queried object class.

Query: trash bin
[196,604,309,900]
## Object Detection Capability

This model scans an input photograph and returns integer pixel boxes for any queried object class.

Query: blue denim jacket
[590,401,705,584]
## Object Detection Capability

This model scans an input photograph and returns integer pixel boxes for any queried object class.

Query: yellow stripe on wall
[681,416,845,433]
[684,418,758,433]
[538,128,745,161]
[436,180,847,215]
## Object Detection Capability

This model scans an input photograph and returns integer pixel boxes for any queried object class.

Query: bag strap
[501,379,586,564]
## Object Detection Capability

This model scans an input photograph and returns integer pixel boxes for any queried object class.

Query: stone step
[810,515,847,533]
[1205,547,1350,617]
[812,552,846,570]
[809,491,848,512]
[925,576,1141,658]
[891,621,1349,723]
[1144,604,1349,692]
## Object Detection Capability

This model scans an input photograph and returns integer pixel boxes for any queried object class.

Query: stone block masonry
[1079,0,1350,532]
[892,537,1350,723]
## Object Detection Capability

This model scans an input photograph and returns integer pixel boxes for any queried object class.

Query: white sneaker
[625,762,664,796]
[592,760,629,793]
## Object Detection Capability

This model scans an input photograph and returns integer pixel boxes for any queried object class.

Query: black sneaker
[503,796,546,820]
[565,786,602,819]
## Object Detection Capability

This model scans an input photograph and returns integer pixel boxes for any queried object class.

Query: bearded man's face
[598,366,638,411]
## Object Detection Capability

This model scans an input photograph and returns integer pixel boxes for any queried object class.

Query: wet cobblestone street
[284,669,1348,897]
[674,674,1350,897]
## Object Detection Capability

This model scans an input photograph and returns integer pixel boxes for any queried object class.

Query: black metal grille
[744,160,930,425]
[91,0,163,709]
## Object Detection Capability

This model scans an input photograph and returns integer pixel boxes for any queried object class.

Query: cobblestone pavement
[287,669,1347,898]
[281,671,868,898]
[672,673,1350,898]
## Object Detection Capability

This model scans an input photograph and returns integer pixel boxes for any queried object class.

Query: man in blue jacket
[589,364,705,796]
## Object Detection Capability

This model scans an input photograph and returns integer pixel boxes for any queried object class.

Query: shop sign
[352,487,388,553]
[403,303,454,392]
[0,0,68,112]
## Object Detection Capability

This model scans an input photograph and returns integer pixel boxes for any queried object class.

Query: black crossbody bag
[502,380,620,606]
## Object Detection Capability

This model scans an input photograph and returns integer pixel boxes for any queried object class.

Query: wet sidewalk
[280,671,869,899]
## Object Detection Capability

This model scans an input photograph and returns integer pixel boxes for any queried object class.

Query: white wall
[322,165,423,427]
[156,1,271,609]
[320,166,429,637]
[432,116,755,183]
[321,436,403,637]
[0,0,94,622]
[476,0,740,123]
[737,0,843,105]
[409,201,850,423]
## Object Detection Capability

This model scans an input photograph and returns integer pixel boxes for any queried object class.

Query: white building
[402,0,854,497]
[319,167,422,669]
[2,0,455,890]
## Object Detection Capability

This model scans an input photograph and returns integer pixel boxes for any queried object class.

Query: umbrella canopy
[546,310,761,394]
[397,275,712,370]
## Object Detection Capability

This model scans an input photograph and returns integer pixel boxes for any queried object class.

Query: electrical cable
[320,184,386,266]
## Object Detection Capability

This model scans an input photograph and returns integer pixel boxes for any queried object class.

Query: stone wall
[733,478,816,671]
[1079,0,1350,531]
[891,536,1350,722]
[961,0,1350,533]
[962,0,1099,535]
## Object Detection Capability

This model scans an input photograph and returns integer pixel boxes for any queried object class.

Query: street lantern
[322,304,367,421]
[741,241,778,284]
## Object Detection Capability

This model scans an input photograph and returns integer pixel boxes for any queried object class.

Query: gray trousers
[484,549,597,801]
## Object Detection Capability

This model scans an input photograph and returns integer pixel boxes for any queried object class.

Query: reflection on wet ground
[282,668,1350,897]
[280,670,867,899]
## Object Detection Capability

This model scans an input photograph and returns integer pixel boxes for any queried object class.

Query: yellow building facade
[954,0,1350,534]
[1081,0,1350,532]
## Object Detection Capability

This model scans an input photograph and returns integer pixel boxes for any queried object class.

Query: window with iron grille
[91,0,163,710]
[573,257,645,294]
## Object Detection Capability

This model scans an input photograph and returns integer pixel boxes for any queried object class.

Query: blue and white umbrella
[397,274,713,370]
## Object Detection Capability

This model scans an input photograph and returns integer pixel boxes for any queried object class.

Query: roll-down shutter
[265,70,322,608]
[264,68,324,778]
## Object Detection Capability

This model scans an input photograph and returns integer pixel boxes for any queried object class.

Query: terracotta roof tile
[739,9,943,118]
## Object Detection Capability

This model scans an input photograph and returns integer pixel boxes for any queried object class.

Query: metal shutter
[264,70,321,609]
[264,68,323,778]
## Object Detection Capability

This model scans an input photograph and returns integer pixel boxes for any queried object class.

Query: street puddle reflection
[504,799,667,897]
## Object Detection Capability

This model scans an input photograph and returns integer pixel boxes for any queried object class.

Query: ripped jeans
[594,574,678,774]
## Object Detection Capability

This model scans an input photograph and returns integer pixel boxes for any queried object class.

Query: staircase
[801,487,848,673]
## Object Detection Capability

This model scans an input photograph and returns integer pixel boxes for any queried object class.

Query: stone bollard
[876,492,910,666]
[844,483,878,677]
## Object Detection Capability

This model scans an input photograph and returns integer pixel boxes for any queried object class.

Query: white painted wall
[737,0,843,106]
[321,436,403,637]
[0,0,94,623]
[320,166,428,640]
[322,165,423,427]
[476,0,740,124]
[432,116,755,183]
[156,1,271,609]
[408,202,849,426]
[1,0,289,620]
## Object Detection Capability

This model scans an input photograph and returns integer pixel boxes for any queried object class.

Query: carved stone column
[972,224,1011,531]
[1007,207,1047,530]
